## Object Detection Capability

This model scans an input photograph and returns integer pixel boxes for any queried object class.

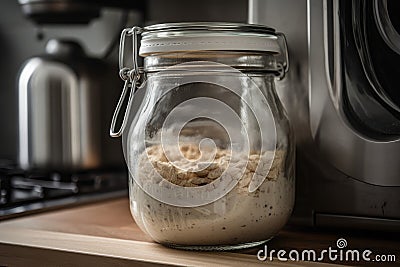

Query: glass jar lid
[110,23,289,138]
[139,22,281,56]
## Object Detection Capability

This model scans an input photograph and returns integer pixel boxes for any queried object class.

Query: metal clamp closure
[110,27,143,137]
[276,32,290,80]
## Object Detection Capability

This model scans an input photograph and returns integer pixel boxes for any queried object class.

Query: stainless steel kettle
[18,39,123,171]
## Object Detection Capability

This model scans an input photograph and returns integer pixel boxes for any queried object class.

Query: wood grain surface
[0,198,398,266]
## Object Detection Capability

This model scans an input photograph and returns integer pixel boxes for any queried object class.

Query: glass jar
[110,23,295,250]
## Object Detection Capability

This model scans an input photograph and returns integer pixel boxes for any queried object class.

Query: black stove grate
[0,163,127,219]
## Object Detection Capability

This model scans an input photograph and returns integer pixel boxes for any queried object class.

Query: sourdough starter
[129,144,294,246]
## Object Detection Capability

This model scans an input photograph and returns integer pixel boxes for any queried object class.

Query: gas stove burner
[0,169,127,220]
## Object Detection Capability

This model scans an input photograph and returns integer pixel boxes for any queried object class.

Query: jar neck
[142,51,280,75]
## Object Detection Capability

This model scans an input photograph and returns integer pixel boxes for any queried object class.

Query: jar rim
[142,22,276,36]
[142,52,281,74]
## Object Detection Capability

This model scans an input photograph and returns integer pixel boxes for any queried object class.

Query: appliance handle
[323,0,341,109]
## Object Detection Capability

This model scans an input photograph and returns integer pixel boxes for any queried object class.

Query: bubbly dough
[129,143,294,247]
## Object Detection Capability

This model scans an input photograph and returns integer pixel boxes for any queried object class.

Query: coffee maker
[0,0,144,218]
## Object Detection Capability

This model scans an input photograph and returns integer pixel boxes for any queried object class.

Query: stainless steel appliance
[250,0,400,231]
[0,0,146,219]
[18,39,123,171]
[10,37,128,219]
[18,0,143,24]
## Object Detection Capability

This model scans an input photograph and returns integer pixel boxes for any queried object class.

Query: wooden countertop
[0,198,398,267]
